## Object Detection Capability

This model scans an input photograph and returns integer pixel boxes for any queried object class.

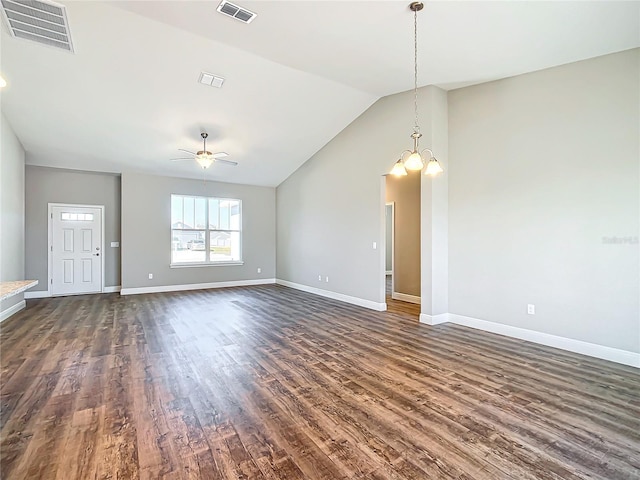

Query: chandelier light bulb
[390,159,408,176]
[425,157,443,176]
[404,151,424,171]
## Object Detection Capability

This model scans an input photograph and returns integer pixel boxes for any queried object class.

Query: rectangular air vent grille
[198,71,225,88]
[1,0,74,52]
[216,0,256,24]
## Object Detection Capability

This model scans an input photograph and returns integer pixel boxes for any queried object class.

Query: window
[61,212,94,221]
[171,194,242,265]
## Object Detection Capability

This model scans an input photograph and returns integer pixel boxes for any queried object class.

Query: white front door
[50,205,103,296]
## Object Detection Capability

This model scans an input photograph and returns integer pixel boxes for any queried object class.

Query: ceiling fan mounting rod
[201,132,208,152]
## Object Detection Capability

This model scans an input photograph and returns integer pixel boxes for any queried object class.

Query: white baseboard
[385,270,392,275]
[1,300,26,322]
[120,278,276,296]
[447,313,640,368]
[392,292,421,304]
[24,290,50,299]
[25,286,122,299]
[419,313,449,325]
[276,279,386,312]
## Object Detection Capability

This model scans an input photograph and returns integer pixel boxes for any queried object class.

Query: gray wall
[386,172,421,297]
[277,87,442,304]
[449,49,639,353]
[276,49,637,354]
[0,113,25,312]
[25,166,121,292]
[121,172,275,289]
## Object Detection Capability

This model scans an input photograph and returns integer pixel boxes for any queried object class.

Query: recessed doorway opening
[383,172,421,316]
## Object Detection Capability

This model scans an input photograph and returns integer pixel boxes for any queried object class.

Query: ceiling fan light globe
[404,151,424,171]
[195,154,214,169]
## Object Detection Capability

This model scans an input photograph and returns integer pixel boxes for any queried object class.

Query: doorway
[48,203,104,296]
[384,172,421,310]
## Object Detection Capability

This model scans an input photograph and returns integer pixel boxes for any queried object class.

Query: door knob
[94,253,100,256]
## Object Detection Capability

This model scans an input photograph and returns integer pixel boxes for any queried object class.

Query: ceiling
[1,1,638,187]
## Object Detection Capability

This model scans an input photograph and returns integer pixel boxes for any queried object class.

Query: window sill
[170,261,244,269]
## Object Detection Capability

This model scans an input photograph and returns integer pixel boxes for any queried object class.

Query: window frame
[170,194,243,267]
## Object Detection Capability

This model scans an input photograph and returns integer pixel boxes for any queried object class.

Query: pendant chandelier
[390,2,443,177]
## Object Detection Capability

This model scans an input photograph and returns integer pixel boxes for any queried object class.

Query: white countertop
[0,280,39,301]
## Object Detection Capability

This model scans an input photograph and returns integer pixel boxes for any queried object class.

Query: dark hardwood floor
[385,275,420,317]
[1,284,639,479]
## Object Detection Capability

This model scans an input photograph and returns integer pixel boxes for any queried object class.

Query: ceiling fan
[171,132,237,169]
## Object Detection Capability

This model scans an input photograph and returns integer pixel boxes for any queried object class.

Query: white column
[420,86,449,325]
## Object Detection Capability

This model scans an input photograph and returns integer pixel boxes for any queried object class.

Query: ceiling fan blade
[212,152,229,158]
[214,158,238,166]
[178,149,196,155]
[170,158,194,162]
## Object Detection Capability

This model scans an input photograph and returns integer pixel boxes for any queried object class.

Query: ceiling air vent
[0,0,74,52]
[216,0,256,24]
[198,71,225,88]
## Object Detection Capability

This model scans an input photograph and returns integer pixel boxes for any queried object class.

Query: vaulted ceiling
[1,1,638,186]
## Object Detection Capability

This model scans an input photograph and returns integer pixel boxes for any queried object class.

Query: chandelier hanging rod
[389,1,443,178]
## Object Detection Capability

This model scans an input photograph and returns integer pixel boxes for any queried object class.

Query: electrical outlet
[318,275,322,281]
[325,276,329,282]
[257,267,261,274]
[527,304,535,315]
[148,273,153,280]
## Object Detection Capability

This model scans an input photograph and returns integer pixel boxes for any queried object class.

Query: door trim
[385,201,395,296]
[48,203,105,296]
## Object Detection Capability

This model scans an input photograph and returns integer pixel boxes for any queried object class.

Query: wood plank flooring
[1,284,639,479]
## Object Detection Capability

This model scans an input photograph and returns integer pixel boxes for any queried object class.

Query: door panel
[64,229,74,251]
[82,229,92,252]
[63,259,74,284]
[82,258,92,282]
[51,205,102,295]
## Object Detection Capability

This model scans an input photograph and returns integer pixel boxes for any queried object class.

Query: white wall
[25,166,121,293]
[121,172,275,291]
[0,113,26,316]
[448,49,639,353]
